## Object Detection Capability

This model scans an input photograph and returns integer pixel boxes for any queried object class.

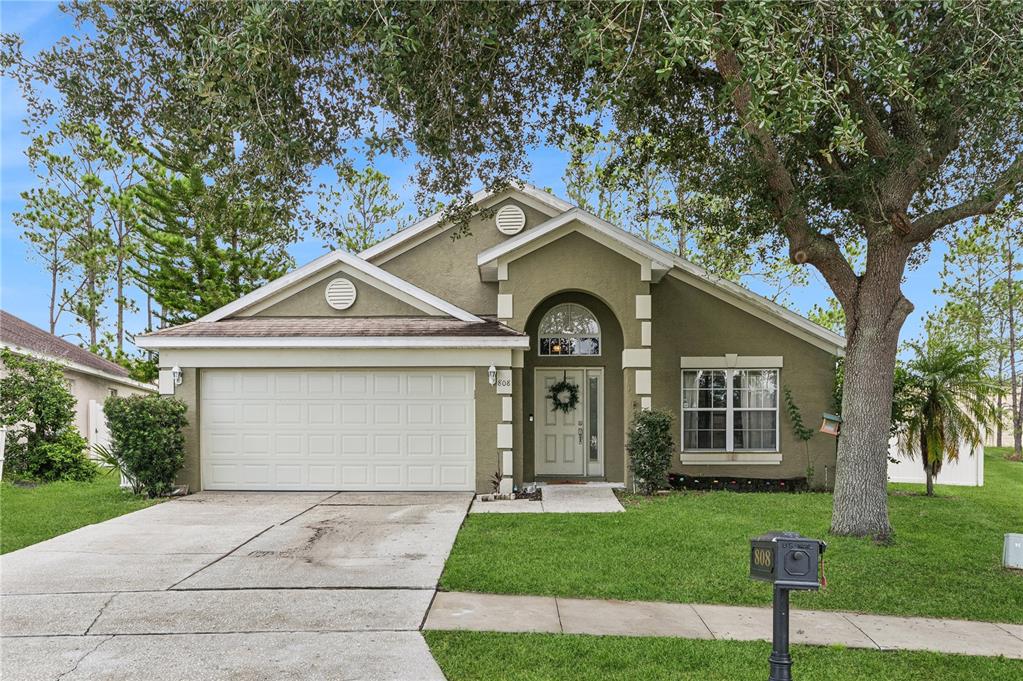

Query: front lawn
[426,631,1023,681]
[0,474,162,553]
[440,449,1023,623]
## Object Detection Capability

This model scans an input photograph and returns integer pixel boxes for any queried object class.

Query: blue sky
[1,1,948,353]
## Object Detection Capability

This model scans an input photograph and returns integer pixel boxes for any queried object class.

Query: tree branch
[907,153,1023,243]
[711,35,859,306]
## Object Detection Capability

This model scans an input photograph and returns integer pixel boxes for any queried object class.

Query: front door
[535,369,603,477]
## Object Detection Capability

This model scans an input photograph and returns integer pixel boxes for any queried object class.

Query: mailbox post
[750,531,827,681]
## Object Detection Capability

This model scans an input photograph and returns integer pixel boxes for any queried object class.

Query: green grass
[0,474,162,554]
[426,631,1023,681]
[441,449,1023,623]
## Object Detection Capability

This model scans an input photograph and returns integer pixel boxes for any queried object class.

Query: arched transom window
[538,303,601,356]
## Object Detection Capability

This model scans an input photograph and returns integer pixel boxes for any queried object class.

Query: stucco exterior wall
[173,367,202,492]
[379,198,552,315]
[650,274,839,486]
[252,268,423,317]
[64,368,152,447]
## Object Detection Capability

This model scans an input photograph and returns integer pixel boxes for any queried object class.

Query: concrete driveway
[1,491,472,680]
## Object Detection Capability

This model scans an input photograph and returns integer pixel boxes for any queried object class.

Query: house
[0,310,156,452]
[135,183,845,493]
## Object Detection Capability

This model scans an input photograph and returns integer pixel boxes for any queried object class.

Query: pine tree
[133,152,294,326]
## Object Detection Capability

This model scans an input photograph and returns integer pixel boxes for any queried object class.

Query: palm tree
[899,339,1001,496]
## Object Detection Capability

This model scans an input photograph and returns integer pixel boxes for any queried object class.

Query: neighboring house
[0,310,156,453]
[136,183,845,494]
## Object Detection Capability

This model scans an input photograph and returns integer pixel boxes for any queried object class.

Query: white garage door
[200,370,476,491]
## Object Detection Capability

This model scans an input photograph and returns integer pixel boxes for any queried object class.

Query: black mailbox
[750,531,826,590]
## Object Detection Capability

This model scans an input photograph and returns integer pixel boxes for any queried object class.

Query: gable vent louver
[495,204,526,235]
[324,278,358,310]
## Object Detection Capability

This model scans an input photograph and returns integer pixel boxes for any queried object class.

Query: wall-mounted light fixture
[171,365,184,386]
[488,365,497,386]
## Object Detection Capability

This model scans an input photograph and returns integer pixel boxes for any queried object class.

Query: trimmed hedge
[627,409,675,494]
[104,396,188,497]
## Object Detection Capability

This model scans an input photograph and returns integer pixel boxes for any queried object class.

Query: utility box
[1005,533,1023,570]
[750,531,827,590]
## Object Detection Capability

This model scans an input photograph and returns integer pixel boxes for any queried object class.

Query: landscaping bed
[440,450,1023,623]
[0,474,162,554]
[426,631,1023,681]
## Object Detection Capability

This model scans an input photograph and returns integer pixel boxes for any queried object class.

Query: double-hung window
[682,368,778,451]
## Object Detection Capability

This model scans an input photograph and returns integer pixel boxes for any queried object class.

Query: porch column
[495,367,514,495]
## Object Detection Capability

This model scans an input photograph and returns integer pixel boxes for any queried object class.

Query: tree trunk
[1008,245,1021,457]
[830,249,910,540]
[925,467,934,496]
[116,257,125,355]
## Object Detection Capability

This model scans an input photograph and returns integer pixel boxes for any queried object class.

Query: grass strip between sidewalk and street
[425,631,1023,681]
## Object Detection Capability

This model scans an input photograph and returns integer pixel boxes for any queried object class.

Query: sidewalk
[470,484,625,514]
[424,591,1023,659]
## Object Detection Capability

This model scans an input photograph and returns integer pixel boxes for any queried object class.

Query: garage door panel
[201,370,475,491]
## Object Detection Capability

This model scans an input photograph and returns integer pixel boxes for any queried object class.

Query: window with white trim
[538,303,601,356]
[682,369,778,451]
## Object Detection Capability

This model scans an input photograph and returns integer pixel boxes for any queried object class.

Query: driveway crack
[166,524,276,590]
[55,634,112,680]
[83,594,117,635]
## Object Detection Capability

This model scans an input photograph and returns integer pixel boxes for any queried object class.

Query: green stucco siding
[254,268,423,317]
[379,198,553,315]
[174,368,202,492]
[650,275,839,486]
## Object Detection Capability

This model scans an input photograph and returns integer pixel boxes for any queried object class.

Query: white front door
[535,368,603,477]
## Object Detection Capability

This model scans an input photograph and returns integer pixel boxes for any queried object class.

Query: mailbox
[750,531,826,590]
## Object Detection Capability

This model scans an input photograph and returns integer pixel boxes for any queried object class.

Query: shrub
[23,430,97,482]
[0,348,95,481]
[104,395,188,497]
[627,408,675,495]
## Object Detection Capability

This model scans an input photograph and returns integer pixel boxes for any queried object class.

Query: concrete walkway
[470,483,625,514]
[1,491,473,680]
[424,592,1023,659]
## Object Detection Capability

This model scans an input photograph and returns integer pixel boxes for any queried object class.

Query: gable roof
[477,206,846,356]
[195,249,482,323]
[360,180,573,264]
[0,310,155,389]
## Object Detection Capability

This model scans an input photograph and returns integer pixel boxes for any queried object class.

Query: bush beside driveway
[440,450,1023,623]
[0,475,161,554]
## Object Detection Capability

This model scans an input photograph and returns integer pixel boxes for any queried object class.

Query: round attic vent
[495,204,526,235]
[324,278,357,310]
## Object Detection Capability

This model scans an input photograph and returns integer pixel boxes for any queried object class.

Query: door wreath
[547,376,580,413]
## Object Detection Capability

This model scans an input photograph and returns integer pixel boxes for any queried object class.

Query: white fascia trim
[476,204,845,356]
[477,208,673,274]
[1,344,157,392]
[135,335,530,350]
[196,250,481,323]
[359,180,574,263]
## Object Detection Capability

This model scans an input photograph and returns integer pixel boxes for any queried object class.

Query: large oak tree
[4,1,1021,537]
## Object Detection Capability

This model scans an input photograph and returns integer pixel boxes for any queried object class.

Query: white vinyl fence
[887,432,985,487]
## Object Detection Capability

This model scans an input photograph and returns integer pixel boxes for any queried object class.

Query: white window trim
[680,368,780,454]
[538,303,602,357]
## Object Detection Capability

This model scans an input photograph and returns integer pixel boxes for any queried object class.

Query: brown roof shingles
[0,310,131,377]
[143,316,526,338]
